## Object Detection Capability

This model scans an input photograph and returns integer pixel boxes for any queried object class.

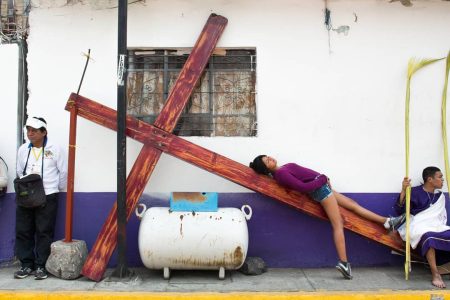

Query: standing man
[396,167,450,289]
[14,117,67,280]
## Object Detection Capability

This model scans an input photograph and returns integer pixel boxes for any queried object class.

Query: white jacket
[16,138,67,195]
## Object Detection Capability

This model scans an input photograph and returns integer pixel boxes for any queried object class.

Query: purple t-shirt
[273,163,328,193]
[395,185,442,216]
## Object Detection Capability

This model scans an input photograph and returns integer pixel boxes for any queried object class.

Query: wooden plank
[64,101,78,242]
[67,93,408,255]
[79,13,228,281]
[153,14,228,132]
[81,145,161,281]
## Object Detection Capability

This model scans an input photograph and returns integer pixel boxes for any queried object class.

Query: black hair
[422,166,441,182]
[33,116,47,124]
[249,155,271,175]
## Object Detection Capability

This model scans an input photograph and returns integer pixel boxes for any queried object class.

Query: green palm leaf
[407,57,444,79]
[404,56,444,280]
[441,51,450,196]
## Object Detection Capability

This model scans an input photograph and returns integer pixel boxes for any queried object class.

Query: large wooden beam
[80,14,228,281]
[153,14,228,132]
[67,93,407,255]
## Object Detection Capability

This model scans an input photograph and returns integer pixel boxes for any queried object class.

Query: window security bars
[127,49,257,137]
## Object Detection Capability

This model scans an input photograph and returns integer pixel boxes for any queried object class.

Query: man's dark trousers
[15,193,58,269]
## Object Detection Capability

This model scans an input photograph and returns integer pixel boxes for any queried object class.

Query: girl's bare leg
[321,194,347,262]
[333,191,386,224]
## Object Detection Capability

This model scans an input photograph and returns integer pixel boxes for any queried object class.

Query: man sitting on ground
[396,166,450,288]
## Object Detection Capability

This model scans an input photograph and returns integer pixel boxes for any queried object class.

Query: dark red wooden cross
[66,14,406,282]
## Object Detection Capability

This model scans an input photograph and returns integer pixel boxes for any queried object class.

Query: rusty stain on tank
[179,215,184,236]
[145,250,154,259]
[233,246,243,265]
[167,245,244,268]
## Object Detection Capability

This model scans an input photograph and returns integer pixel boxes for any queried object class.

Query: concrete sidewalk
[1,265,450,299]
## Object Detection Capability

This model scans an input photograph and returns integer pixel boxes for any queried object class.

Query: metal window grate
[127,49,257,137]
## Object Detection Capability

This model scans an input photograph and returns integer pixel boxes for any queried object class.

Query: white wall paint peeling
[25,0,450,193]
[0,44,19,193]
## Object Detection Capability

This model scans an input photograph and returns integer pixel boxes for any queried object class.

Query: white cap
[25,117,47,130]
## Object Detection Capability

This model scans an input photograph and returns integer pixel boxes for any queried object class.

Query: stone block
[238,256,267,275]
[45,239,88,280]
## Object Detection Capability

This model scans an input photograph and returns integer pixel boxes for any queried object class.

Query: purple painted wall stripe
[2,192,442,267]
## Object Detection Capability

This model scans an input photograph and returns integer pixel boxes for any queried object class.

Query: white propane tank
[135,204,252,279]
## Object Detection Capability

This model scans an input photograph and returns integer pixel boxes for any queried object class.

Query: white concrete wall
[26,0,450,193]
[0,44,19,192]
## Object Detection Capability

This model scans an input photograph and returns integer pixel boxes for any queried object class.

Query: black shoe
[336,261,353,279]
[388,213,406,231]
[14,267,34,279]
[34,267,48,280]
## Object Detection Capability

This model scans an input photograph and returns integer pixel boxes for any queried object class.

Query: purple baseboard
[2,191,440,268]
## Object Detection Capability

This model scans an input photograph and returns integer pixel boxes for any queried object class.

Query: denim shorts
[309,183,333,202]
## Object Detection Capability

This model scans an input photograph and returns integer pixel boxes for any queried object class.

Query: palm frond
[404,54,444,280]
[441,51,450,193]
[407,57,444,79]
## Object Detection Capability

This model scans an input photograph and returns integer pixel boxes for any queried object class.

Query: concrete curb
[1,291,450,300]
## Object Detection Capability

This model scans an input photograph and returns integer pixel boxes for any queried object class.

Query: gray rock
[45,239,88,280]
[238,256,267,275]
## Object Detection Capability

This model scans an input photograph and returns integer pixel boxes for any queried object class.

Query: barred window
[127,48,257,137]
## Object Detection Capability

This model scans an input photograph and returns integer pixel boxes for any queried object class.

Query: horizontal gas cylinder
[135,204,252,279]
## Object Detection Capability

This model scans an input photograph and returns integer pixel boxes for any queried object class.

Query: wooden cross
[66,14,407,282]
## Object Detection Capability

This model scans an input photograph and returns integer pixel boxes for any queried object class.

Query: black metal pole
[17,39,28,147]
[113,0,130,278]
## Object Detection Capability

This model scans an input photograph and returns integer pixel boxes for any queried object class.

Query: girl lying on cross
[249,154,405,280]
